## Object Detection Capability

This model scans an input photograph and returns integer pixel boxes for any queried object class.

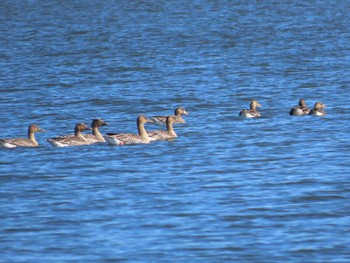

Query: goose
[309,102,327,116]
[84,119,109,143]
[289,99,311,116]
[0,124,45,148]
[148,116,177,140]
[104,115,153,145]
[47,123,92,147]
[239,100,261,118]
[150,107,188,124]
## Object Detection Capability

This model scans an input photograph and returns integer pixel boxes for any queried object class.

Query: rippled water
[1,1,350,262]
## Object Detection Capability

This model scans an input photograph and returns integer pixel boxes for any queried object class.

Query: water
[1,1,350,262]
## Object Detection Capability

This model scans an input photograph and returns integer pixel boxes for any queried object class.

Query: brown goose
[84,119,109,143]
[150,107,188,124]
[309,102,327,116]
[47,123,92,147]
[104,115,153,145]
[239,100,261,118]
[0,124,45,148]
[289,99,311,116]
[148,116,177,140]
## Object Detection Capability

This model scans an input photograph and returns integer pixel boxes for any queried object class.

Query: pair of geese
[0,108,189,148]
[239,99,327,118]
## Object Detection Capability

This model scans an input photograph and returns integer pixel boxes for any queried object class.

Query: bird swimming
[150,107,189,124]
[148,116,177,140]
[239,100,261,118]
[0,124,45,148]
[309,102,327,116]
[104,115,154,145]
[84,119,109,143]
[289,99,311,116]
[47,123,92,147]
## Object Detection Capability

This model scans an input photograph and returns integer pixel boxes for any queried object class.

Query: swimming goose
[0,124,45,148]
[148,116,177,140]
[84,119,109,143]
[104,115,153,145]
[150,107,189,124]
[47,123,92,147]
[289,99,311,116]
[309,102,327,116]
[239,100,261,118]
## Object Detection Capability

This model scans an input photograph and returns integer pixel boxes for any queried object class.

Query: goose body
[148,116,177,140]
[289,99,310,116]
[47,123,92,147]
[104,115,153,145]
[239,100,261,118]
[0,124,45,148]
[151,107,188,124]
[309,102,326,116]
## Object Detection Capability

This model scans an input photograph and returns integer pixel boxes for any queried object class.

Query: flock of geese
[0,108,188,148]
[239,99,326,118]
[0,99,326,149]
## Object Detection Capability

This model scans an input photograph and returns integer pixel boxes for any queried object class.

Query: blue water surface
[1,1,350,262]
